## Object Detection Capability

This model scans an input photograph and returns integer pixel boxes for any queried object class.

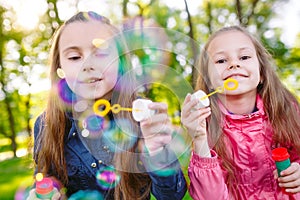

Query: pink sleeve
[188,150,229,200]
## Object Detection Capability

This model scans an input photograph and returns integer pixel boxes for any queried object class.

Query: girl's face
[207,30,260,97]
[59,20,119,100]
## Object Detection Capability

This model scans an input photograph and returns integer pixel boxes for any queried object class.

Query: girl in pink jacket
[181,26,300,199]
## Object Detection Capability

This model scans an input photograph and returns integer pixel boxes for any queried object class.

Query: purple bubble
[57,79,77,104]
[96,166,120,190]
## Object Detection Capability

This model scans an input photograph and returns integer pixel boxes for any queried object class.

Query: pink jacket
[188,95,300,200]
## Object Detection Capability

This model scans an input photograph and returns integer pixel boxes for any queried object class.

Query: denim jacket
[33,113,187,199]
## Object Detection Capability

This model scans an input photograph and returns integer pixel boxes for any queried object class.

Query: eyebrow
[61,46,81,54]
[213,47,254,55]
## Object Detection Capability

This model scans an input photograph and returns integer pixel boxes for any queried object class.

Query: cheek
[252,61,261,83]
[104,62,119,85]
[208,65,223,87]
[61,62,82,80]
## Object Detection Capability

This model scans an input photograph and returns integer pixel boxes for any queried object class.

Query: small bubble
[96,166,120,190]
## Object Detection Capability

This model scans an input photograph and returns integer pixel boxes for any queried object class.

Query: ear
[56,68,66,79]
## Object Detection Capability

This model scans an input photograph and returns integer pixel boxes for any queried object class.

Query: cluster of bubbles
[54,14,195,174]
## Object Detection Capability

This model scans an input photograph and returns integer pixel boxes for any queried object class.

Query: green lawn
[0,155,34,200]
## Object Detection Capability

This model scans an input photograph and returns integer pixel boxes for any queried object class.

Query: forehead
[59,21,116,49]
[207,30,255,53]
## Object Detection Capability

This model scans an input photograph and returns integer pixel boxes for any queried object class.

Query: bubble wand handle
[200,87,224,100]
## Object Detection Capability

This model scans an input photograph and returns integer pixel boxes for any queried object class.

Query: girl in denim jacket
[181,26,300,200]
[29,11,186,199]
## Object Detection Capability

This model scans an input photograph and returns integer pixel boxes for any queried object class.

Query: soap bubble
[96,166,121,190]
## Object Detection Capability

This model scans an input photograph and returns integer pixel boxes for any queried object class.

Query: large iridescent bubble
[109,18,198,173]
[68,16,205,174]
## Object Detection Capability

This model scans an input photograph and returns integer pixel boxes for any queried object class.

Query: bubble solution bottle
[272,147,291,176]
[35,177,54,199]
[271,147,291,195]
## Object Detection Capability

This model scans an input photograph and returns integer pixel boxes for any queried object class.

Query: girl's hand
[26,187,61,200]
[140,102,173,155]
[275,162,300,193]
[181,93,211,141]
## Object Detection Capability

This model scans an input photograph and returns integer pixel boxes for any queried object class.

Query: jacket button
[72,132,76,136]
[91,162,97,168]
[103,146,109,151]
[98,160,103,164]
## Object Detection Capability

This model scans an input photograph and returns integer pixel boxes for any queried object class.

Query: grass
[0,155,35,200]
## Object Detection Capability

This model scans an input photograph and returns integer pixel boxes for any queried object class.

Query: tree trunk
[184,0,199,88]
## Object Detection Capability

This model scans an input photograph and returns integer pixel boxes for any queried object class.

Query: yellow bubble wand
[200,78,239,100]
[93,99,141,117]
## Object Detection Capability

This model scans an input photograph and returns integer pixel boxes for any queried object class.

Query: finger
[28,189,37,199]
[141,112,169,127]
[279,178,300,190]
[148,102,168,113]
[279,163,300,184]
[184,107,211,126]
[285,185,300,193]
[279,171,300,184]
[281,162,300,176]
[182,99,199,118]
[52,188,61,200]
[183,93,192,105]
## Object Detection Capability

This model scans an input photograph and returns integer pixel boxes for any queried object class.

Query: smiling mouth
[80,78,103,84]
[224,74,248,80]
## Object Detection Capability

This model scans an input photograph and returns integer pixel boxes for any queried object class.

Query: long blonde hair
[35,11,151,199]
[196,25,300,195]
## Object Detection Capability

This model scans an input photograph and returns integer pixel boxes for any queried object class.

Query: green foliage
[0,156,34,199]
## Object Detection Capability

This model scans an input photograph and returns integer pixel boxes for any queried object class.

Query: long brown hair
[35,11,151,199]
[196,25,300,195]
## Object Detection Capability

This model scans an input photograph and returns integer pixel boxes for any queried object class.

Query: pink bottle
[36,177,54,199]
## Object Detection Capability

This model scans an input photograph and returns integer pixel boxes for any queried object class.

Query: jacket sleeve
[188,150,229,200]
[141,147,187,200]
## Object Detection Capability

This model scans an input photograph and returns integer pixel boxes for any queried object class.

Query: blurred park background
[0,0,299,199]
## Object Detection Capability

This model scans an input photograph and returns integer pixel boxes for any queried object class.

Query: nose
[82,65,95,72]
[228,64,240,70]
[82,55,96,72]
[227,59,240,70]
